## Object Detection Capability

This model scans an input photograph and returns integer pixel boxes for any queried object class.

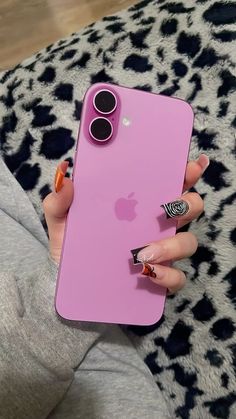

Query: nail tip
[130,246,148,265]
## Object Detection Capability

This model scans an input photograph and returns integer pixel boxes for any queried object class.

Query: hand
[43,155,209,293]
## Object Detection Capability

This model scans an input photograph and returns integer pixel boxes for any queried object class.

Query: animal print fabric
[0,0,235,417]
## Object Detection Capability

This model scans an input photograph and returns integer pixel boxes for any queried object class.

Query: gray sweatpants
[0,157,170,419]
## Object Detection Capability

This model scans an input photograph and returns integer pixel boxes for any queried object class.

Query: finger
[43,162,73,244]
[43,177,73,221]
[176,192,204,228]
[141,263,186,294]
[131,232,198,265]
[160,192,204,228]
[183,154,209,192]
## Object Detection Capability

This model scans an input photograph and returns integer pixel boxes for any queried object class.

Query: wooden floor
[0,0,137,71]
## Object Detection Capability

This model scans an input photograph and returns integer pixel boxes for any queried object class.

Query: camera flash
[122,117,131,127]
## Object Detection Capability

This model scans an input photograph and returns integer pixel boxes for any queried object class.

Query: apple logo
[114,193,138,221]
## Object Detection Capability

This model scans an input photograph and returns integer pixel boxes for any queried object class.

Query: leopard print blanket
[0,0,235,417]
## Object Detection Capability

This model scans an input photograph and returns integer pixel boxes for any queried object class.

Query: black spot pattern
[160,3,195,13]
[188,73,202,101]
[134,84,152,91]
[39,184,52,200]
[139,16,155,25]
[157,72,168,84]
[160,80,180,96]
[217,101,229,117]
[205,349,224,367]
[40,127,75,159]
[203,2,236,25]
[129,27,152,49]
[177,31,201,58]
[192,128,218,150]
[155,320,193,359]
[106,22,125,34]
[192,294,216,322]
[54,83,73,102]
[168,363,197,387]
[38,66,56,83]
[87,30,102,43]
[160,18,178,35]
[67,52,91,69]
[208,261,220,276]
[129,0,151,12]
[221,373,229,389]
[172,60,188,76]
[190,245,215,279]
[176,299,191,313]
[102,15,121,22]
[204,393,236,418]
[91,69,114,84]
[229,343,236,375]
[211,318,235,341]
[217,70,236,97]
[16,163,41,190]
[230,228,236,245]
[144,351,163,374]
[224,268,236,309]
[74,100,83,121]
[0,111,18,145]
[60,49,77,60]
[0,79,22,107]
[32,105,56,127]
[213,30,236,42]
[203,160,229,191]
[193,48,220,68]
[175,387,204,418]
[157,47,164,60]
[124,54,153,72]
[4,131,35,172]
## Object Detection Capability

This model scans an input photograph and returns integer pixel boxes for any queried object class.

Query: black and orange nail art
[142,263,156,279]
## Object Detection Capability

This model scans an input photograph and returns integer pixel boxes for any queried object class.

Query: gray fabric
[0,156,169,418]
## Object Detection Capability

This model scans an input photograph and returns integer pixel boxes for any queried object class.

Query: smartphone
[55,83,194,325]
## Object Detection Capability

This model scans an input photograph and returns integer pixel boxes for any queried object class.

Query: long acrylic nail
[197,154,210,174]
[131,243,163,265]
[142,263,157,278]
[54,161,69,193]
[131,246,149,265]
[161,199,189,219]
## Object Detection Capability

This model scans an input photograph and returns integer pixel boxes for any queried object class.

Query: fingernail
[197,154,210,174]
[142,263,157,278]
[131,246,148,264]
[54,161,69,193]
[131,243,162,265]
[161,199,189,219]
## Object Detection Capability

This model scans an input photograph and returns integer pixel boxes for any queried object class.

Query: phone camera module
[89,117,113,142]
[93,89,117,115]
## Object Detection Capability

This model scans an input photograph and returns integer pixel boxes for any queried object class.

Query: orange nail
[142,263,157,279]
[54,161,69,192]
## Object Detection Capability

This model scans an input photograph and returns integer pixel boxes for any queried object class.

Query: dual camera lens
[89,90,117,142]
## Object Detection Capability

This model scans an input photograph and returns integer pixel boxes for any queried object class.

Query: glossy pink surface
[55,83,194,325]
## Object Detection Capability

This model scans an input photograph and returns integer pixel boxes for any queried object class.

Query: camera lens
[89,117,113,142]
[93,89,117,115]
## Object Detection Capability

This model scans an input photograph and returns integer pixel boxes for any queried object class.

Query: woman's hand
[43,155,209,293]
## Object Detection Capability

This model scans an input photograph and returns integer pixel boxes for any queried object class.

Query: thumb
[43,162,74,261]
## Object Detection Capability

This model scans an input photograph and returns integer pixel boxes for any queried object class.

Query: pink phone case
[55,83,194,325]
